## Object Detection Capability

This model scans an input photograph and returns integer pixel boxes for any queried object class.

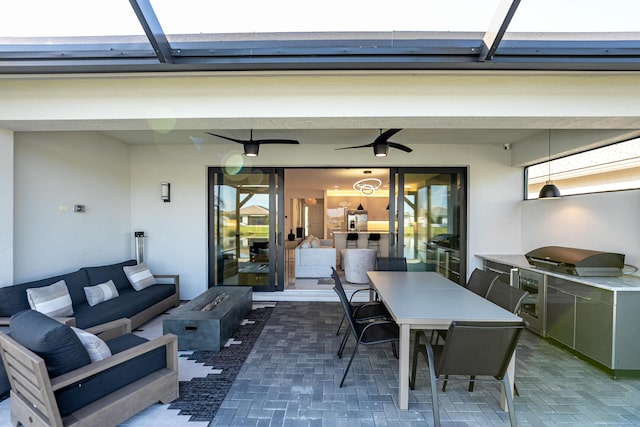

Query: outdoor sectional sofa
[0,259,180,395]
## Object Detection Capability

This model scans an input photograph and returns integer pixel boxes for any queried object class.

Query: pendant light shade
[538,130,561,199]
[539,182,561,198]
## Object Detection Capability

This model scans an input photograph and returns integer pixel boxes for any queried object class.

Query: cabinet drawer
[547,277,613,305]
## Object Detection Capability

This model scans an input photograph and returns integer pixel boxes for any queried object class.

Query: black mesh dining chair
[466,268,500,297]
[486,278,529,314]
[331,268,389,354]
[410,320,526,427]
[375,257,408,271]
[333,281,399,387]
[431,268,500,344]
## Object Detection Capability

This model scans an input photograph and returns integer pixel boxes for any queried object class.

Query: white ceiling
[99,128,541,147]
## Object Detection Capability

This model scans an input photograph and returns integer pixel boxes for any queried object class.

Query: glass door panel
[396,168,466,284]
[209,168,283,291]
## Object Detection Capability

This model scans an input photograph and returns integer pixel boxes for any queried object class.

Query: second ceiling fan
[206,130,299,157]
[336,129,411,157]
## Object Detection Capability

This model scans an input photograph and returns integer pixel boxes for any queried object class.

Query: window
[526,138,640,199]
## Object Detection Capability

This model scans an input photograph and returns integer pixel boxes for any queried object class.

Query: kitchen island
[333,231,390,258]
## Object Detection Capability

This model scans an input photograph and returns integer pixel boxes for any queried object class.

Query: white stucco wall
[129,140,521,298]
[0,128,13,286]
[13,132,132,282]
[521,190,640,275]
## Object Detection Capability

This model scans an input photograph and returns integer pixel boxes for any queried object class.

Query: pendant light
[538,130,561,199]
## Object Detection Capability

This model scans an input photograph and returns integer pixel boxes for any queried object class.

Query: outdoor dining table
[366,271,522,410]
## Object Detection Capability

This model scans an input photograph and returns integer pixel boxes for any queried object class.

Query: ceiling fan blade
[205,132,245,144]
[374,128,402,144]
[388,142,413,153]
[256,139,300,145]
[335,142,374,151]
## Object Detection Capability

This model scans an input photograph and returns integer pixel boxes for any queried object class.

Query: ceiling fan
[336,129,411,157]
[206,130,299,157]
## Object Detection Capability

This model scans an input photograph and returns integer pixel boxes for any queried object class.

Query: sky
[1,0,639,38]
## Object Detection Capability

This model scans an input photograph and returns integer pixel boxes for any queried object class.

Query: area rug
[168,304,274,422]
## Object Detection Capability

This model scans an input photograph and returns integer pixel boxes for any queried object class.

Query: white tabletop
[367,271,521,328]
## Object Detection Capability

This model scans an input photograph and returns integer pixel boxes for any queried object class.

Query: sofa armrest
[154,274,180,296]
[85,318,131,340]
[51,333,178,391]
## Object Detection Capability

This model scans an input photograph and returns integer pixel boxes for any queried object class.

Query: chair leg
[468,375,475,392]
[391,342,398,359]
[336,314,345,335]
[410,331,423,390]
[338,329,351,358]
[441,375,448,392]
[502,373,518,427]
[340,344,359,387]
[426,343,441,427]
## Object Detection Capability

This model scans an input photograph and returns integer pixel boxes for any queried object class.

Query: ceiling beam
[480,0,522,62]
[129,0,173,64]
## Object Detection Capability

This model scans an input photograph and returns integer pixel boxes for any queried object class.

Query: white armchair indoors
[343,249,377,284]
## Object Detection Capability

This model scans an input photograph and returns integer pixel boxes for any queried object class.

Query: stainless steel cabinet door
[546,284,575,348]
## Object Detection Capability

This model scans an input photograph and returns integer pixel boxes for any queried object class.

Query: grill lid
[525,246,625,277]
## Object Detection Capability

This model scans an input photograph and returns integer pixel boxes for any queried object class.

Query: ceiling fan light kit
[206,130,299,157]
[335,129,411,156]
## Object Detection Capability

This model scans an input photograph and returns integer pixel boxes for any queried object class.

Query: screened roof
[1,0,639,73]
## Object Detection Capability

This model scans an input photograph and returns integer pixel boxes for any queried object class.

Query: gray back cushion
[10,310,90,377]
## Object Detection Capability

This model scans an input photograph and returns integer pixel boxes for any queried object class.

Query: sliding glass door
[208,168,284,291]
[393,168,467,284]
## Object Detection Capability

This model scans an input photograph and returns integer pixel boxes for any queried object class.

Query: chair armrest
[349,287,379,302]
[85,318,131,340]
[0,318,9,327]
[154,274,180,296]
[51,333,178,391]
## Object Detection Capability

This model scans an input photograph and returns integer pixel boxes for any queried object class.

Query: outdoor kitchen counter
[477,254,640,291]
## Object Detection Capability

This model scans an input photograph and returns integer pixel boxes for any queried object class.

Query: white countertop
[477,254,640,291]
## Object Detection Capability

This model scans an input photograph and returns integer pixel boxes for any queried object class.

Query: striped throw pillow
[123,262,156,291]
[83,279,120,307]
[26,280,74,317]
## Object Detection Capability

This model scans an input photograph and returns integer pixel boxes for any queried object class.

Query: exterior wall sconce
[161,182,171,202]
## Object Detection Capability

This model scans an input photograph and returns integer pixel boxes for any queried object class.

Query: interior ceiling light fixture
[538,129,561,199]
[353,178,382,196]
[206,130,299,157]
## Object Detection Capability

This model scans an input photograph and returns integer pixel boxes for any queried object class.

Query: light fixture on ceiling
[244,142,260,157]
[353,178,382,196]
[538,129,561,199]
[206,130,299,157]
[161,182,171,203]
[374,143,389,157]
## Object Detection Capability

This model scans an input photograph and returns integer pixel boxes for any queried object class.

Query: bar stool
[346,233,359,248]
[367,233,381,254]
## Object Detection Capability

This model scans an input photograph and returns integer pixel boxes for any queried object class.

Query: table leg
[500,350,516,411]
[398,324,410,410]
